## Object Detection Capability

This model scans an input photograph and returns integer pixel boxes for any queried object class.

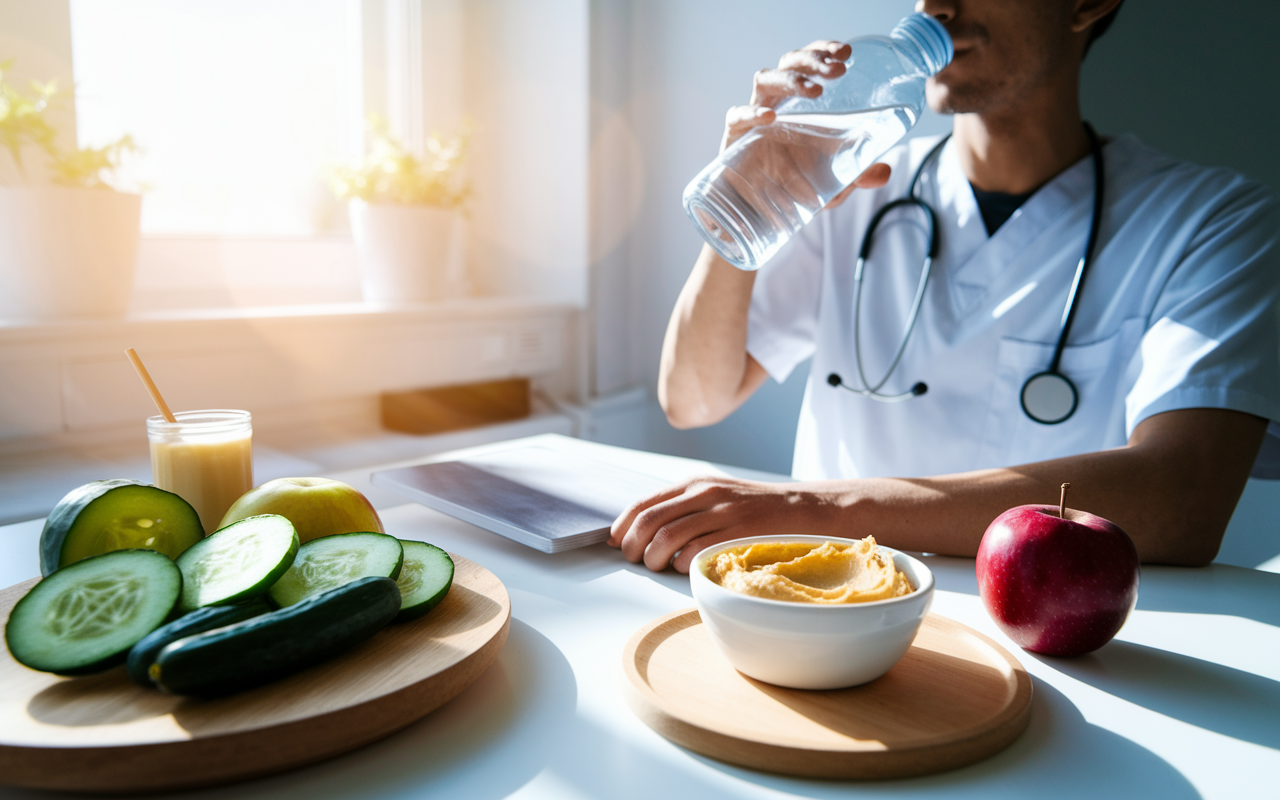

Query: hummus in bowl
[690,535,934,690]
[705,538,914,604]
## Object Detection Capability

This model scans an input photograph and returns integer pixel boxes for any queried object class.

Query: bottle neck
[889,13,953,77]
[889,40,934,78]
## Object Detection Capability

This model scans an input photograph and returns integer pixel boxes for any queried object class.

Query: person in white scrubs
[610,0,1280,571]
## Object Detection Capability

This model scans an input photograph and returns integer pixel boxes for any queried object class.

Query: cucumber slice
[152,576,401,696]
[268,532,403,608]
[126,598,271,687]
[5,549,182,675]
[395,540,454,621]
[40,480,204,577]
[175,515,299,612]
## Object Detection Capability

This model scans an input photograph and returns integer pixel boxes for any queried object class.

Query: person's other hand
[719,40,891,206]
[608,477,835,573]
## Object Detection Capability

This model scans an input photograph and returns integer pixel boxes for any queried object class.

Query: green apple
[217,477,384,543]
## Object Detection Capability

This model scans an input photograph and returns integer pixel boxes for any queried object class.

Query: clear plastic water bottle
[683,13,953,271]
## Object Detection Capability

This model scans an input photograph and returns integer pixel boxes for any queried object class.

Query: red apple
[976,498,1139,657]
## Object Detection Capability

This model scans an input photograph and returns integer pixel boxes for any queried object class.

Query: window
[70,0,364,236]
[8,0,588,312]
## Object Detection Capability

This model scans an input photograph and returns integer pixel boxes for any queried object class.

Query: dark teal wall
[1082,0,1279,192]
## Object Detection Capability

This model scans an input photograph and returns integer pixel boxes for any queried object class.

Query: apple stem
[1059,483,1070,519]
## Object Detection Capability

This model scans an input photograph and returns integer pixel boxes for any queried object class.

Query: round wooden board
[0,553,510,794]
[622,609,1032,780]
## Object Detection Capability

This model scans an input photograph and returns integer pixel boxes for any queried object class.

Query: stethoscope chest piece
[1020,371,1078,425]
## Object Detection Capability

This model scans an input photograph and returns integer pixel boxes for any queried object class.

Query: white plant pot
[0,187,142,319]
[348,200,466,303]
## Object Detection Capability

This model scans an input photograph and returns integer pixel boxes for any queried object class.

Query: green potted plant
[0,60,141,319]
[330,117,470,303]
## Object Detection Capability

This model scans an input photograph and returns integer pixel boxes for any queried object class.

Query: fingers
[802,40,852,64]
[608,483,690,548]
[824,182,859,211]
[776,43,849,81]
[612,477,751,569]
[749,67,823,109]
[725,65,819,152]
[824,163,893,210]
[855,162,893,189]
[748,40,849,109]
[721,105,776,151]
[671,529,754,574]
[723,39,848,152]
[641,510,723,572]
[616,487,716,565]
[610,478,828,573]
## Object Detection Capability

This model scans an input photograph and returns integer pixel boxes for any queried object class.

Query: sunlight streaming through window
[69,0,364,235]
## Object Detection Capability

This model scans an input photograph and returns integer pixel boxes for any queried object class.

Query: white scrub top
[746,134,1280,480]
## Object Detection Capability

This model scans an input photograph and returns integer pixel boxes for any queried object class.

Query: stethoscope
[827,123,1104,425]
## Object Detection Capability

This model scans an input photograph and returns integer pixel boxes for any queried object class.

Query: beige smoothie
[148,410,253,535]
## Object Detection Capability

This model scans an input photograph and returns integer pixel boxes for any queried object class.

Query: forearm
[816,410,1266,566]
[658,245,763,428]
[612,407,1265,573]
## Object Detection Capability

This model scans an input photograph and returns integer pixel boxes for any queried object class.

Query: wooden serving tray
[0,553,510,794]
[623,609,1032,780]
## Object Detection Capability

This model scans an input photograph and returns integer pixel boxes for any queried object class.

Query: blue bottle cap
[891,13,953,75]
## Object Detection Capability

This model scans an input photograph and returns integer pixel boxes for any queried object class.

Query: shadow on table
[917,554,980,596]
[1135,563,1280,627]
[1031,640,1280,750]
[123,618,578,800]
[445,529,695,598]
[662,679,1200,800]
[396,500,695,597]
[529,541,695,597]
[917,557,1280,628]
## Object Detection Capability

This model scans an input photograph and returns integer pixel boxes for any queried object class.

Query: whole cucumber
[126,599,272,687]
[150,576,401,696]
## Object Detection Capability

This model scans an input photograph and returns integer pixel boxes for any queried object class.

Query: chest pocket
[976,318,1144,470]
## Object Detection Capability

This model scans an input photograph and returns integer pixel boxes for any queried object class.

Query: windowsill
[0,296,582,444]
[0,296,580,340]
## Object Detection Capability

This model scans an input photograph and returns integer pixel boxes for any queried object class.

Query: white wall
[463,0,590,306]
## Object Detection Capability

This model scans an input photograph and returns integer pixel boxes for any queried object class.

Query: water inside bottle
[687,105,917,270]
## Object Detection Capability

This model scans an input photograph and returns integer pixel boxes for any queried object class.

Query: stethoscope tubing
[1049,123,1105,376]
[836,124,1105,425]
[847,135,949,399]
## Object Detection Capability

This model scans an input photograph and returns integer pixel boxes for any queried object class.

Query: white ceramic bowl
[690,535,935,690]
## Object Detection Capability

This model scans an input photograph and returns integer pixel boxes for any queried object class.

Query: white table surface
[1,434,1277,800]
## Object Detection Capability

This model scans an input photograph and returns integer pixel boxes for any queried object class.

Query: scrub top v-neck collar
[929,138,1103,318]
[971,185,1034,235]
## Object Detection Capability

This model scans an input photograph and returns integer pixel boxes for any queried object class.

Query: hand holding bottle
[685,13,953,270]
[720,40,847,152]
[720,40,890,211]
